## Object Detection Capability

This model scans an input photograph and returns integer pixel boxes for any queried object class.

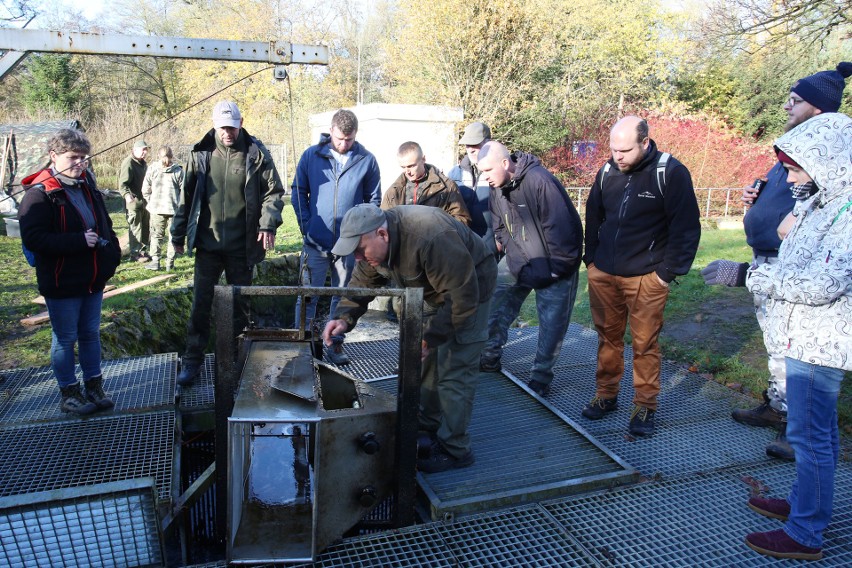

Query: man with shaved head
[581,116,700,436]
[477,141,583,398]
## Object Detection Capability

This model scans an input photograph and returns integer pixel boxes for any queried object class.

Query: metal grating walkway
[278,323,852,567]
[0,353,177,425]
[5,322,852,566]
[0,411,175,501]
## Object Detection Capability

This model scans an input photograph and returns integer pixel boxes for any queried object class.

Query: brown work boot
[732,390,785,428]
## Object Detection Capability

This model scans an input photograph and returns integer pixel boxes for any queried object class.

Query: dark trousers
[183,249,252,364]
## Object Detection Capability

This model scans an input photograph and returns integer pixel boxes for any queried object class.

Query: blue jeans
[294,244,355,327]
[482,271,579,385]
[44,292,104,388]
[784,357,843,549]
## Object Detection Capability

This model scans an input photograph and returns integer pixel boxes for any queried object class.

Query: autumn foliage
[544,111,777,189]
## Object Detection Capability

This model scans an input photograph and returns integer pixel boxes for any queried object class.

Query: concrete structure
[309,104,465,193]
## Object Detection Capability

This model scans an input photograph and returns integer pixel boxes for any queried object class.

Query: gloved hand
[700,260,749,287]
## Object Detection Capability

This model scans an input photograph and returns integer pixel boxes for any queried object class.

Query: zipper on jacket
[611,177,631,265]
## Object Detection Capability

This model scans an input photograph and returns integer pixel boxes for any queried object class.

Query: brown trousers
[587,265,670,410]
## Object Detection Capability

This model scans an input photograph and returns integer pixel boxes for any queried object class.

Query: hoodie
[746,113,852,371]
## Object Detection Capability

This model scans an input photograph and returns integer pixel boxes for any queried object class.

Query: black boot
[766,420,795,462]
[732,390,785,428]
[59,383,98,415]
[84,375,114,410]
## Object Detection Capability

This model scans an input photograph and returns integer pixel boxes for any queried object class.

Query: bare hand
[174,244,185,255]
[741,183,760,205]
[323,319,348,346]
[257,231,276,251]
[84,229,98,248]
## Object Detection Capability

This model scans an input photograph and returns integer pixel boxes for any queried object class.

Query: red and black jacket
[18,168,121,299]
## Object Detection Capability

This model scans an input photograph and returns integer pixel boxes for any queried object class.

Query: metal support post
[213,284,237,543]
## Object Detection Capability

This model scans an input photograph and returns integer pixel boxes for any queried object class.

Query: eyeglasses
[786,96,805,107]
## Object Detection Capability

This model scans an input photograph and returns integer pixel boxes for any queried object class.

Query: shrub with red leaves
[544,111,776,189]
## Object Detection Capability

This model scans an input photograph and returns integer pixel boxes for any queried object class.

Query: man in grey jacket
[172,100,285,386]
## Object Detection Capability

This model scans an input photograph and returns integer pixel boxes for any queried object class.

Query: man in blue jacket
[291,109,381,364]
[582,116,700,436]
[476,141,583,398]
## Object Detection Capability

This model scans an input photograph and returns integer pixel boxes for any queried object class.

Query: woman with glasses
[18,128,122,415]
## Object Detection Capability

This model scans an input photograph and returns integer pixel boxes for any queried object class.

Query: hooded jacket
[19,169,121,299]
[291,133,382,253]
[381,163,471,225]
[584,139,701,282]
[171,128,284,266]
[490,152,583,289]
[333,205,497,347]
[746,113,852,371]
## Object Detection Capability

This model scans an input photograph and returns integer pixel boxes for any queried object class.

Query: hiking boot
[766,425,795,462]
[527,379,551,397]
[59,383,98,415]
[732,390,785,428]
[628,405,656,436]
[325,343,351,366]
[747,496,790,521]
[84,375,114,410]
[745,529,822,561]
[581,396,618,420]
[144,260,160,271]
[479,356,501,373]
[136,253,152,263]
[177,360,202,387]
[417,443,475,473]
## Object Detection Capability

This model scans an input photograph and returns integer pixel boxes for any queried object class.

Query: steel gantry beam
[0,28,329,80]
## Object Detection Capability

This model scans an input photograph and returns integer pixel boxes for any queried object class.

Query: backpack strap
[656,152,670,197]
[599,162,611,192]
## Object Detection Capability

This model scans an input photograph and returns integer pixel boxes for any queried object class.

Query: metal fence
[567,187,747,219]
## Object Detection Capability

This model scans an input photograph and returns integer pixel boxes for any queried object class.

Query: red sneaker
[747,496,790,521]
[745,529,822,561]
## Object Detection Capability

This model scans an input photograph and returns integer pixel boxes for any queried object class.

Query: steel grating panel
[501,326,767,437]
[292,523,454,568]
[178,353,216,409]
[327,338,399,381]
[0,411,174,501]
[542,460,852,566]
[0,354,177,425]
[369,370,636,520]
[501,323,601,371]
[591,418,777,480]
[434,503,595,567]
[0,479,163,568]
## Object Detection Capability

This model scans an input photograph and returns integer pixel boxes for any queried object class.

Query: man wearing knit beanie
[702,61,851,462]
[785,62,852,131]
